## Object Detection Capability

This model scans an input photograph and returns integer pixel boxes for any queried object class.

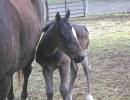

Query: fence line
[46,0,87,20]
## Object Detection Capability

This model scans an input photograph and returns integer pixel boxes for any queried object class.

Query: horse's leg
[21,64,32,100]
[42,67,54,100]
[0,74,12,100]
[81,57,93,100]
[7,76,14,100]
[58,63,70,100]
[68,61,78,100]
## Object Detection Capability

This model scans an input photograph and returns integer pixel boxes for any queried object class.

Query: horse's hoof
[86,94,93,100]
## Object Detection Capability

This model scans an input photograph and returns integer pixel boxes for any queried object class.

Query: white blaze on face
[72,26,78,41]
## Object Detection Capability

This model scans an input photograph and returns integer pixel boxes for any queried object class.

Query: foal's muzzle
[73,54,86,63]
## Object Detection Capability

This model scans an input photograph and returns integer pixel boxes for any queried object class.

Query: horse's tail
[17,69,23,87]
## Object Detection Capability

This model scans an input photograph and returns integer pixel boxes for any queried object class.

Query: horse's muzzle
[73,54,86,63]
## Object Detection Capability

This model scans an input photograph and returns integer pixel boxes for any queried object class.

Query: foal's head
[43,10,86,63]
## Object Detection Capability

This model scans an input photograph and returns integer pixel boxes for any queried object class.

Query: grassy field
[13,14,130,100]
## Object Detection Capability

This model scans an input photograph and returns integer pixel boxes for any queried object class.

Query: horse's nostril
[80,56,85,61]
[73,55,85,63]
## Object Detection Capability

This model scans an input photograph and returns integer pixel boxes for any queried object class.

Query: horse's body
[35,11,93,100]
[0,0,44,99]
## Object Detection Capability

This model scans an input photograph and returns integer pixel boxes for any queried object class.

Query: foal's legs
[81,57,93,100]
[42,67,54,100]
[21,64,32,100]
[58,63,70,100]
[0,74,12,100]
[68,61,78,100]
[7,76,14,100]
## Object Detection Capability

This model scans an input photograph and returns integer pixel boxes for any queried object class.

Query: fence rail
[47,0,87,20]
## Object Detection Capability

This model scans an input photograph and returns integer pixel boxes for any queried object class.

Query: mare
[0,0,44,100]
[36,10,93,100]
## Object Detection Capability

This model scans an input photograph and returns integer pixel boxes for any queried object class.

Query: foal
[36,10,93,100]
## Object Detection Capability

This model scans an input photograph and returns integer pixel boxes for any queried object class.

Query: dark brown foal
[36,10,86,100]
[36,10,93,100]
[19,10,93,100]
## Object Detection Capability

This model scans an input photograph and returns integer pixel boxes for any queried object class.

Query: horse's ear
[64,9,70,22]
[55,12,61,22]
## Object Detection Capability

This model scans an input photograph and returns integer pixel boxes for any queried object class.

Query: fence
[46,0,87,20]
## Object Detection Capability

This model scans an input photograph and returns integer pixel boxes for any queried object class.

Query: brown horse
[0,0,44,100]
[35,10,93,100]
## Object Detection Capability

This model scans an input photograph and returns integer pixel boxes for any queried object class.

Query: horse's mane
[42,21,55,32]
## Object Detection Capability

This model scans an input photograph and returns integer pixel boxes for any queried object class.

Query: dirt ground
[14,14,130,100]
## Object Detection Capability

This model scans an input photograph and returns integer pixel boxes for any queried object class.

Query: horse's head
[43,10,86,63]
[55,10,86,63]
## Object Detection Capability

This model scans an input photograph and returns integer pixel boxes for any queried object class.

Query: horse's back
[72,24,89,37]
[73,24,89,50]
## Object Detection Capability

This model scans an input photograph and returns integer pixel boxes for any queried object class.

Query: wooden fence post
[65,0,67,12]
[45,0,49,21]
[83,0,86,17]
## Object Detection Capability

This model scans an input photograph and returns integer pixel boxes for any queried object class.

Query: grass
[13,14,130,100]
[85,14,130,100]
[89,31,130,100]
[89,31,130,53]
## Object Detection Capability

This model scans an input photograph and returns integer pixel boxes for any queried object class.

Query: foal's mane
[42,19,70,33]
[42,21,55,32]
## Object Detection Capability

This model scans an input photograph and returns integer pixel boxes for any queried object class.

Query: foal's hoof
[86,94,93,100]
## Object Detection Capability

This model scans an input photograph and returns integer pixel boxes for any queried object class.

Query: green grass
[89,31,130,53]
[89,31,130,100]
[86,36,130,100]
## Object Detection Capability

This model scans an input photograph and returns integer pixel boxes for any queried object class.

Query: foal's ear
[64,9,70,22]
[55,12,61,22]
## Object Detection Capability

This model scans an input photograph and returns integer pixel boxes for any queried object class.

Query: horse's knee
[60,85,69,99]
[82,58,92,72]
[83,65,92,74]
[87,64,92,72]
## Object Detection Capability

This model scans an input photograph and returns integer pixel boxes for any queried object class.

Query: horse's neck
[31,0,44,26]
[39,33,57,56]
